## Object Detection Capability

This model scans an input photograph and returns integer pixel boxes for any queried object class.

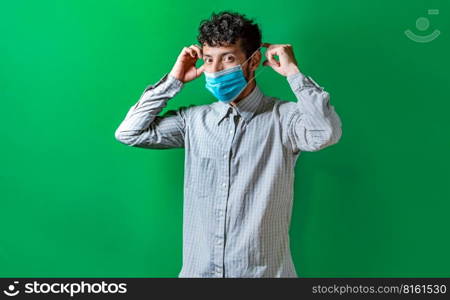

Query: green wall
[1,0,449,277]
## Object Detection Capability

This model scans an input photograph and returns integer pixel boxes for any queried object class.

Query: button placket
[214,107,240,278]
[213,107,236,277]
[221,109,241,277]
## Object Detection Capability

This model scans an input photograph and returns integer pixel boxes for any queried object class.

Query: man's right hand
[169,45,205,83]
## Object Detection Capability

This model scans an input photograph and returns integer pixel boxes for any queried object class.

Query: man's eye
[224,55,234,62]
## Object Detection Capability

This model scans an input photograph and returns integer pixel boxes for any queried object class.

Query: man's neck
[230,81,256,107]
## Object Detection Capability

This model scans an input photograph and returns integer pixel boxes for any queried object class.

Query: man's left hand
[261,43,300,77]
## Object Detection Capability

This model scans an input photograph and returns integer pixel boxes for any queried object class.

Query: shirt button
[229,130,233,134]
[218,211,223,216]
[222,183,226,187]
[223,154,227,159]
[217,239,222,245]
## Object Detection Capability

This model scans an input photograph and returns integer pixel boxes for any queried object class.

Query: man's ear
[250,51,262,72]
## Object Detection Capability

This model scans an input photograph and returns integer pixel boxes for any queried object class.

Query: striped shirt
[115,71,343,277]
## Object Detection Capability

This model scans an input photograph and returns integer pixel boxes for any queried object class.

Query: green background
[1,0,449,277]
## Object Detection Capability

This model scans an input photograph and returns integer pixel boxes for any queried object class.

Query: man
[115,11,342,278]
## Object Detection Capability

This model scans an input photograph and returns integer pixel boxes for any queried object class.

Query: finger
[266,49,280,67]
[180,47,188,58]
[279,45,296,65]
[190,45,203,59]
[263,60,279,68]
[196,64,205,76]
[180,47,193,59]
[278,47,293,65]
[186,47,197,58]
[261,42,271,48]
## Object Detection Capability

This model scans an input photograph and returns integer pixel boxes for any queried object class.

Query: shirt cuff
[143,72,184,94]
[286,71,323,92]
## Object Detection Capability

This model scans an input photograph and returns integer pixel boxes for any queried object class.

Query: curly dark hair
[197,11,262,59]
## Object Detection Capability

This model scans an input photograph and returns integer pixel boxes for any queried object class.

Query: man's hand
[261,43,300,77]
[169,45,205,83]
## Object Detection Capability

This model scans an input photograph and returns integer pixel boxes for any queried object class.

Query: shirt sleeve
[285,71,342,153]
[114,73,189,149]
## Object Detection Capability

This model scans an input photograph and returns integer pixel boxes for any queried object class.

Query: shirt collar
[211,84,264,126]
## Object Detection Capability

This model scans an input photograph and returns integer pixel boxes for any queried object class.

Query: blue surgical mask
[204,46,263,103]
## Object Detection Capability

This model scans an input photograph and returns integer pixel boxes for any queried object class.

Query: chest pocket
[188,122,228,197]
[190,156,218,198]
[194,132,225,159]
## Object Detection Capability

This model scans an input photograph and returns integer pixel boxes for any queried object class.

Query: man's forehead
[202,42,243,56]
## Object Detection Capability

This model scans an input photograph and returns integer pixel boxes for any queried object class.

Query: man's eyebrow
[203,51,236,57]
[220,51,236,56]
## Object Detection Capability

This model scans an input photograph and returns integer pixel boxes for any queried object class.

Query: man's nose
[210,62,224,73]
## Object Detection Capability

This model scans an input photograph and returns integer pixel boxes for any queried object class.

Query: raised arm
[114,44,205,149]
[262,42,342,153]
[285,72,342,153]
[114,73,187,149]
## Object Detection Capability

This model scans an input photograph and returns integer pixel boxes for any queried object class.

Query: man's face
[201,39,258,80]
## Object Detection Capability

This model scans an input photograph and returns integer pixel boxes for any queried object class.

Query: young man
[115,11,342,278]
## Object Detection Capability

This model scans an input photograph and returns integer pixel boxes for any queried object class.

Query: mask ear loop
[241,45,267,85]
[225,46,266,104]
